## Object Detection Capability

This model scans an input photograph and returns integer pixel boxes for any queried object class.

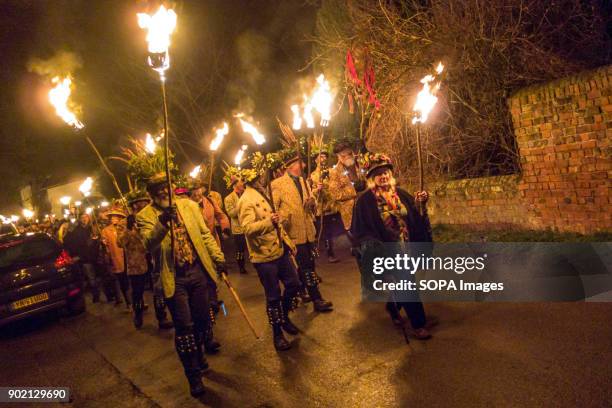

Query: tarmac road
[1,243,611,407]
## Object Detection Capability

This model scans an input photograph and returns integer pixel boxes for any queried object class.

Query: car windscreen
[0,224,17,237]
[0,236,60,271]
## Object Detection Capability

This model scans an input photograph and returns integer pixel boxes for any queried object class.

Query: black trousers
[233,234,247,269]
[113,271,130,303]
[129,274,146,307]
[295,242,322,296]
[254,249,301,303]
[315,213,341,256]
[165,262,210,336]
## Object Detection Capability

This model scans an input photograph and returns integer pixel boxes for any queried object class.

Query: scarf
[373,186,409,242]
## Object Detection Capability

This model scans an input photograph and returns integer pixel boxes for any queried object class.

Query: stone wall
[427,65,611,234]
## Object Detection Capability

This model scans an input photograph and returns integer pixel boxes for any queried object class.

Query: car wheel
[66,294,86,315]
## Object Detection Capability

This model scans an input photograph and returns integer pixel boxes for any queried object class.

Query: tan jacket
[137,198,225,298]
[271,173,316,245]
[310,167,339,216]
[197,196,230,246]
[224,190,243,235]
[328,164,358,230]
[101,225,125,274]
[117,228,148,276]
[237,186,295,263]
[208,191,223,212]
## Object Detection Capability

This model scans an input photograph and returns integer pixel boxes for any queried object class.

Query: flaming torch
[234,145,248,168]
[47,76,125,204]
[237,116,266,146]
[138,4,177,234]
[79,177,93,197]
[411,62,444,214]
[291,105,302,131]
[189,165,202,179]
[311,74,332,128]
[144,133,158,154]
[208,122,229,190]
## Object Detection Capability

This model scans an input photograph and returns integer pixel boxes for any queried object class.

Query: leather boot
[281,295,299,335]
[303,268,332,312]
[194,329,209,373]
[154,296,173,329]
[237,252,248,274]
[133,301,144,329]
[267,300,291,351]
[204,314,221,354]
[273,324,292,351]
[175,332,206,397]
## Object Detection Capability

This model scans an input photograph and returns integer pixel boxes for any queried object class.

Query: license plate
[11,292,49,311]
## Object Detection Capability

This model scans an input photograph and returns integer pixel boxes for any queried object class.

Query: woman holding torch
[350,153,435,340]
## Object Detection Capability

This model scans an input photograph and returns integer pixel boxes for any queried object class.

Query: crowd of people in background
[8,139,435,397]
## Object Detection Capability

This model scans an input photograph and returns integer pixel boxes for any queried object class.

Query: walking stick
[220,272,260,339]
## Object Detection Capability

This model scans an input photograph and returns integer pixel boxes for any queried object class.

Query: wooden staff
[415,123,424,216]
[84,136,127,208]
[221,272,260,339]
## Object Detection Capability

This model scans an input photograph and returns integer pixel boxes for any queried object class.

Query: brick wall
[427,175,526,230]
[426,65,611,234]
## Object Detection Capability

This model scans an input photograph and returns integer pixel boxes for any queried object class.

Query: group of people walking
[62,139,435,397]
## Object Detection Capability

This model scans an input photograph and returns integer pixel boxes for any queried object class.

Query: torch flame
[22,209,34,219]
[190,165,202,179]
[79,177,93,196]
[48,76,84,129]
[238,117,266,145]
[60,196,72,206]
[137,6,177,53]
[145,133,157,154]
[291,105,302,130]
[311,74,333,126]
[209,122,229,151]
[412,62,444,125]
[137,5,177,76]
[302,96,315,129]
[234,145,248,166]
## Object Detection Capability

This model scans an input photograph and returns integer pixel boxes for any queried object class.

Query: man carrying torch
[236,155,302,351]
[271,148,334,313]
[137,173,227,397]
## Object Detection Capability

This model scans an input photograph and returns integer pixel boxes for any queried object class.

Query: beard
[154,197,170,209]
[342,158,355,167]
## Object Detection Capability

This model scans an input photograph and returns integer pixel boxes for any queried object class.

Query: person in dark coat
[64,213,101,303]
[350,152,434,340]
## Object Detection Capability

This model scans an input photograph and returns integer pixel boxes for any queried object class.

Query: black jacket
[64,224,98,263]
[350,188,433,244]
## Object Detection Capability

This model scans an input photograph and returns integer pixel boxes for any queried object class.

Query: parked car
[0,222,18,238]
[0,232,85,327]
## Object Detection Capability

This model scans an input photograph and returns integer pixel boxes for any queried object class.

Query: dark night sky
[0,0,319,210]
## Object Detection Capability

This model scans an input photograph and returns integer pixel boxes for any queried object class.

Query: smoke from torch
[48,76,84,129]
